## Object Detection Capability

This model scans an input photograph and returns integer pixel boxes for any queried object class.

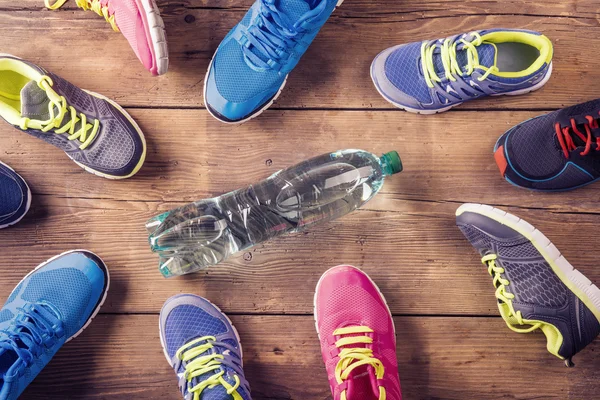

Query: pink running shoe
[46,0,169,76]
[314,265,402,400]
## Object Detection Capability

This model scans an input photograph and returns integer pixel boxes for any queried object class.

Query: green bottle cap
[380,151,403,175]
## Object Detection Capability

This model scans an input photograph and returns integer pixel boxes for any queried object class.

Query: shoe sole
[203,0,345,124]
[313,264,396,340]
[158,295,244,366]
[370,60,553,115]
[138,0,169,75]
[456,203,600,323]
[4,249,110,342]
[0,161,32,230]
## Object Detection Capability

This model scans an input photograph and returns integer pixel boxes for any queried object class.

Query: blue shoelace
[0,303,64,374]
[240,0,328,72]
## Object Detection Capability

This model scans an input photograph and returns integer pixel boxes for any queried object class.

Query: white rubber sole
[4,249,110,342]
[203,0,345,124]
[372,62,553,115]
[71,90,147,180]
[141,0,169,76]
[456,203,600,323]
[313,264,396,340]
[158,296,244,367]
[0,161,32,230]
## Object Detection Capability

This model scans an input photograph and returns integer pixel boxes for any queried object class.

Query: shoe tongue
[339,331,380,400]
[20,80,52,121]
[432,42,497,77]
[346,366,380,400]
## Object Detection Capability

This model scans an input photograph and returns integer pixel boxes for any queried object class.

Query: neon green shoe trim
[176,336,243,400]
[82,89,147,179]
[421,32,500,88]
[456,204,600,325]
[482,254,565,359]
[421,31,553,88]
[478,31,553,78]
[19,75,100,150]
[45,0,120,32]
[0,57,44,126]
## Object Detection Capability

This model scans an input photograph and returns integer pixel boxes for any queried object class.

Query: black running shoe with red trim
[493,99,600,191]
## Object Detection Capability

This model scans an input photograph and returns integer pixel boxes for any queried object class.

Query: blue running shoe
[494,98,600,191]
[159,294,251,400]
[0,162,30,229]
[371,29,553,114]
[204,0,343,123]
[457,204,600,366]
[0,250,109,399]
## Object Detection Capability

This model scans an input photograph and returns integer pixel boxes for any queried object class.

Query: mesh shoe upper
[0,55,146,179]
[0,163,29,228]
[315,266,402,400]
[371,29,552,112]
[204,0,339,122]
[0,251,109,400]
[456,208,600,362]
[496,98,600,191]
[159,295,251,400]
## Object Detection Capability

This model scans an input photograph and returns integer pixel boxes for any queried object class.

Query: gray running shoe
[0,54,146,179]
[456,203,600,366]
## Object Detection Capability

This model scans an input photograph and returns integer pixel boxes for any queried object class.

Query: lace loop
[0,302,63,371]
[333,326,387,400]
[44,0,119,32]
[421,32,499,89]
[176,336,243,400]
[555,112,600,159]
[21,75,100,150]
[482,254,541,334]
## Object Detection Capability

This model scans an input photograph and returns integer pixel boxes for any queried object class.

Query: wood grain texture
[1,1,600,109]
[1,0,600,399]
[21,314,600,400]
[1,110,600,316]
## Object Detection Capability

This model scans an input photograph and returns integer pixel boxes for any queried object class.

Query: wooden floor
[2,0,600,399]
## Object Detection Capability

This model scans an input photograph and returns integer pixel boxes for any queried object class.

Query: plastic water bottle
[146,149,403,277]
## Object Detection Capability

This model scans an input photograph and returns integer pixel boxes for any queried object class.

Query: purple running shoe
[159,294,252,400]
[371,29,553,114]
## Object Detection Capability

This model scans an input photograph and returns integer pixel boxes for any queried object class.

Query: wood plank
[1,4,599,109]
[21,314,600,399]
[1,109,599,211]
[1,195,599,315]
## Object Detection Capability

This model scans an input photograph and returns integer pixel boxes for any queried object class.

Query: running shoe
[0,54,146,179]
[0,250,109,399]
[159,294,251,400]
[314,265,402,400]
[494,98,600,191]
[456,204,600,366]
[204,0,343,123]
[371,29,553,114]
[0,162,31,229]
[45,0,168,76]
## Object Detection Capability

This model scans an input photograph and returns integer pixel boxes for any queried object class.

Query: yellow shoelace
[421,32,499,88]
[44,0,119,32]
[334,326,386,400]
[482,254,542,334]
[20,76,100,150]
[176,336,242,400]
